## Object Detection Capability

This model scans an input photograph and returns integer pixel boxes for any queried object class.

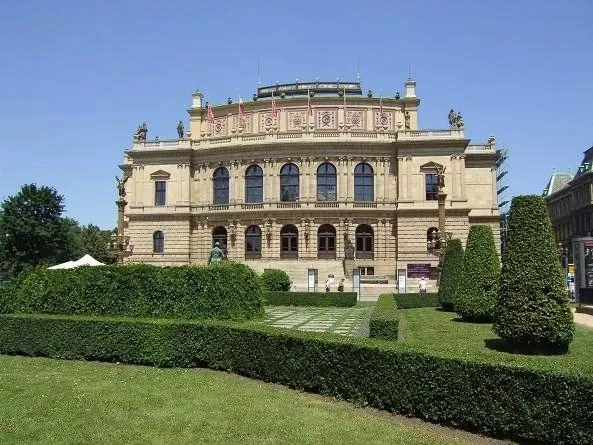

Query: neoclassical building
[119,79,501,287]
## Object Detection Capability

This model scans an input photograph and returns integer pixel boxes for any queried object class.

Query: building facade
[119,79,501,287]
[545,146,593,257]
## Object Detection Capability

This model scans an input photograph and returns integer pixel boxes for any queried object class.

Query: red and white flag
[207,103,215,123]
[307,88,313,116]
[379,95,385,117]
[271,92,278,117]
[239,96,245,119]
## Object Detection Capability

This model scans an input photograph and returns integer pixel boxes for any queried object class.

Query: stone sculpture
[208,242,225,264]
[177,120,184,139]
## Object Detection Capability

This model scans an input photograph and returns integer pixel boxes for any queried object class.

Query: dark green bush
[261,269,291,292]
[0,313,591,444]
[438,238,464,311]
[454,226,500,321]
[265,291,357,307]
[3,263,265,321]
[493,195,574,352]
[395,292,439,309]
[369,294,399,340]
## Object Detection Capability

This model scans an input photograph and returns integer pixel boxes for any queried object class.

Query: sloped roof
[542,171,573,196]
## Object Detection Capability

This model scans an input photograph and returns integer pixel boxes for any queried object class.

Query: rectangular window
[155,181,166,206]
[425,174,439,200]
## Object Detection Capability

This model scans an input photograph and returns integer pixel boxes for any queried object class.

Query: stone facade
[119,79,500,286]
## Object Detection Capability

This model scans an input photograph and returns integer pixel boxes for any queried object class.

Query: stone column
[338,157,347,201]
[405,156,412,200]
[397,157,405,201]
[491,167,498,210]
[459,155,466,199]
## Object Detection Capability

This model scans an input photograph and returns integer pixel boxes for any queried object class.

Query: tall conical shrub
[493,195,574,352]
[438,238,464,311]
[454,225,500,321]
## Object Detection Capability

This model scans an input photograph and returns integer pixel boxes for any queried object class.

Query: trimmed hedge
[0,313,592,444]
[369,294,399,340]
[494,195,574,351]
[261,269,291,292]
[265,292,357,307]
[454,226,500,322]
[2,263,265,321]
[438,239,464,311]
[395,293,439,309]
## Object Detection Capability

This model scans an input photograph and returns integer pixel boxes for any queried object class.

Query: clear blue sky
[1,0,592,229]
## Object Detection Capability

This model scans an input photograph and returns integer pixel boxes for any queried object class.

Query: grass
[0,355,479,445]
[399,307,593,376]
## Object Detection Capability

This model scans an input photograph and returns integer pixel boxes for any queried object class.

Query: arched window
[245,225,262,259]
[354,163,374,201]
[317,224,336,259]
[245,165,263,203]
[212,226,227,249]
[280,224,298,259]
[280,163,299,202]
[153,231,164,254]
[356,224,374,259]
[213,167,229,205]
[427,227,439,252]
[317,162,337,201]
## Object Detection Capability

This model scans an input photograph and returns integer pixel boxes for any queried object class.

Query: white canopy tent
[48,254,105,270]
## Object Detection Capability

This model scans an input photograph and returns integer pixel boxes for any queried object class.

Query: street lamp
[108,233,134,263]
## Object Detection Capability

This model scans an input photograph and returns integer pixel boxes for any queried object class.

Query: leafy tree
[80,224,116,264]
[493,195,574,352]
[438,238,464,311]
[0,184,78,278]
[454,225,500,321]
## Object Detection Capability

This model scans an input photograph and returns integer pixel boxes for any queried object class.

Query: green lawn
[0,355,480,445]
[399,307,593,376]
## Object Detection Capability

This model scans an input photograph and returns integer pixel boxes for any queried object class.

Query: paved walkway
[262,306,372,337]
[573,308,593,328]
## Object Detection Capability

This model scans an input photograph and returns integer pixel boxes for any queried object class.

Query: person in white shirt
[418,277,428,293]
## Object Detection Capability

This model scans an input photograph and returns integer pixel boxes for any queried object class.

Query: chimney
[404,80,416,98]
[192,90,204,109]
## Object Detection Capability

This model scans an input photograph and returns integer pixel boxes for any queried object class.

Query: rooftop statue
[133,122,148,142]
[177,120,184,139]
[448,109,456,128]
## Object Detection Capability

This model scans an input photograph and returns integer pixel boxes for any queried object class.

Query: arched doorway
[318,224,336,259]
[212,226,228,254]
[280,224,298,259]
[245,225,262,259]
[355,224,374,259]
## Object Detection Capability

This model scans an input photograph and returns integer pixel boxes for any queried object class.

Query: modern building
[119,78,501,290]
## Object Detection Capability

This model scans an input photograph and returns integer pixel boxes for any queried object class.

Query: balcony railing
[126,200,396,215]
[129,128,466,152]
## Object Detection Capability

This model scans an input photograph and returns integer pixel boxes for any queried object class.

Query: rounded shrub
[493,195,574,352]
[454,225,500,321]
[261,269,291,292]
[438,238,464,311]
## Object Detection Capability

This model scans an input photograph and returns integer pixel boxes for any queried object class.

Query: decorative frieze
[232,114,252,134]
[260,112,279,132]
[345,109,365,130]
[316,109,337,130]
[374,110,393,131]
[287,110,308,131]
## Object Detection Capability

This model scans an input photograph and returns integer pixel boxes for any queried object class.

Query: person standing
[418,277,428,293]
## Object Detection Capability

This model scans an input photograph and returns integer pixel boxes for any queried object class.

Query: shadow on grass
[450,317,492,324]
[484,338,569,356]
[435,307,455,313]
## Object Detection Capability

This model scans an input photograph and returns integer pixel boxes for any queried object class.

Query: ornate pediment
[419,161,443,172]
[150,170,171,180]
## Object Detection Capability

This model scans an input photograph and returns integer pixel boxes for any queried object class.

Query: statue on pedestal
[133,122,148,142]
[208,242,225,264]
[436,166,446,191]
[177,120,184,139]
[115,175,129,199]
[344,238,355,260]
